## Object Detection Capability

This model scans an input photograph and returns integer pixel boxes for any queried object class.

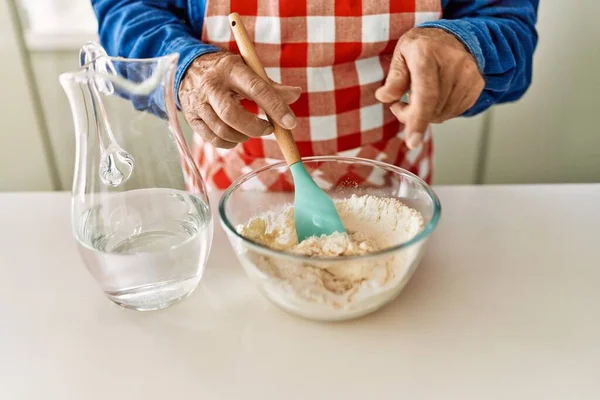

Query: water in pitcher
[75,188,213,310]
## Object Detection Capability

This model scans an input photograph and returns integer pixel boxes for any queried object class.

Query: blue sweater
[92,0,538,116]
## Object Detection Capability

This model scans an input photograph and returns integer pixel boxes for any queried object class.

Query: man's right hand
[179,52,301,149]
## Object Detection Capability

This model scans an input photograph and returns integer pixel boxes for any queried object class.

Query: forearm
[91,0,220,110]
[419,0,539,116]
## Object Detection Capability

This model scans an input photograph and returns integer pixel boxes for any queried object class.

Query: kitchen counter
[1,185,599,399]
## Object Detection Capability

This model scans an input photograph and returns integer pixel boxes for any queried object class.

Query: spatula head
[290,162,346,242]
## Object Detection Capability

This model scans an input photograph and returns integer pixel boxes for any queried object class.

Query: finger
[196,103,249,143]
[460,75,485,112]
[375,52,410,103]
[434,74,484,123]
[208,92,273,138]
[271,83,302,104]
[403,54,440,138]
[390,102,409,123]
[186,116,238,149]
[230,63,297,129]
[390,102,423,150]
[431,85,466,124]
[405,132,424,150]
[434,73,454,119]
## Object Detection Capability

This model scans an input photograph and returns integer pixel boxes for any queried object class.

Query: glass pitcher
[60,42,213,310]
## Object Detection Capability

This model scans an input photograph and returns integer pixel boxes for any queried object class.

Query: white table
[1,185,599,399]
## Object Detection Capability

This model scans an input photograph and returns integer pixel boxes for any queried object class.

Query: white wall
[432,115,486,185]
[0,0,56,191]
[483,1,600,183]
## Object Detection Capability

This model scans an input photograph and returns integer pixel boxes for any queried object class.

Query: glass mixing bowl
[219,156,441,321]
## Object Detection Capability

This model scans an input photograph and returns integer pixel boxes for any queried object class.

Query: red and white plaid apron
[194,0,441,190]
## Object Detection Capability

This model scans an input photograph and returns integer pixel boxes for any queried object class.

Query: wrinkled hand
[179,52,301,149]
[375,28,485,149]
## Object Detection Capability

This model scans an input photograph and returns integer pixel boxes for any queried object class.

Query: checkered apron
[195,0,441,190]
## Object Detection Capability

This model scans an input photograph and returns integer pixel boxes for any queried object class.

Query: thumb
[375,54,410,103]
[271,82,302,105]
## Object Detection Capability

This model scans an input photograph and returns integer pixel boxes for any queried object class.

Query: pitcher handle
[80,42,116,96]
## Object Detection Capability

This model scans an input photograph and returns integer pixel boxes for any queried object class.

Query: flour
[237,194,425,320]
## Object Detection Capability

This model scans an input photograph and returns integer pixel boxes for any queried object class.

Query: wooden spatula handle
[229,12,301,166]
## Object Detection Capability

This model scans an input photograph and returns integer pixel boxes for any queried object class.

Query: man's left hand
[375,28,485,149]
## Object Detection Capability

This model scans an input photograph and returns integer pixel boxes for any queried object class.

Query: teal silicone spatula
[229,13,345,241]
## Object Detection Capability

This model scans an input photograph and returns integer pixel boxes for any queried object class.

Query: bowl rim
[218,156,441,262]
